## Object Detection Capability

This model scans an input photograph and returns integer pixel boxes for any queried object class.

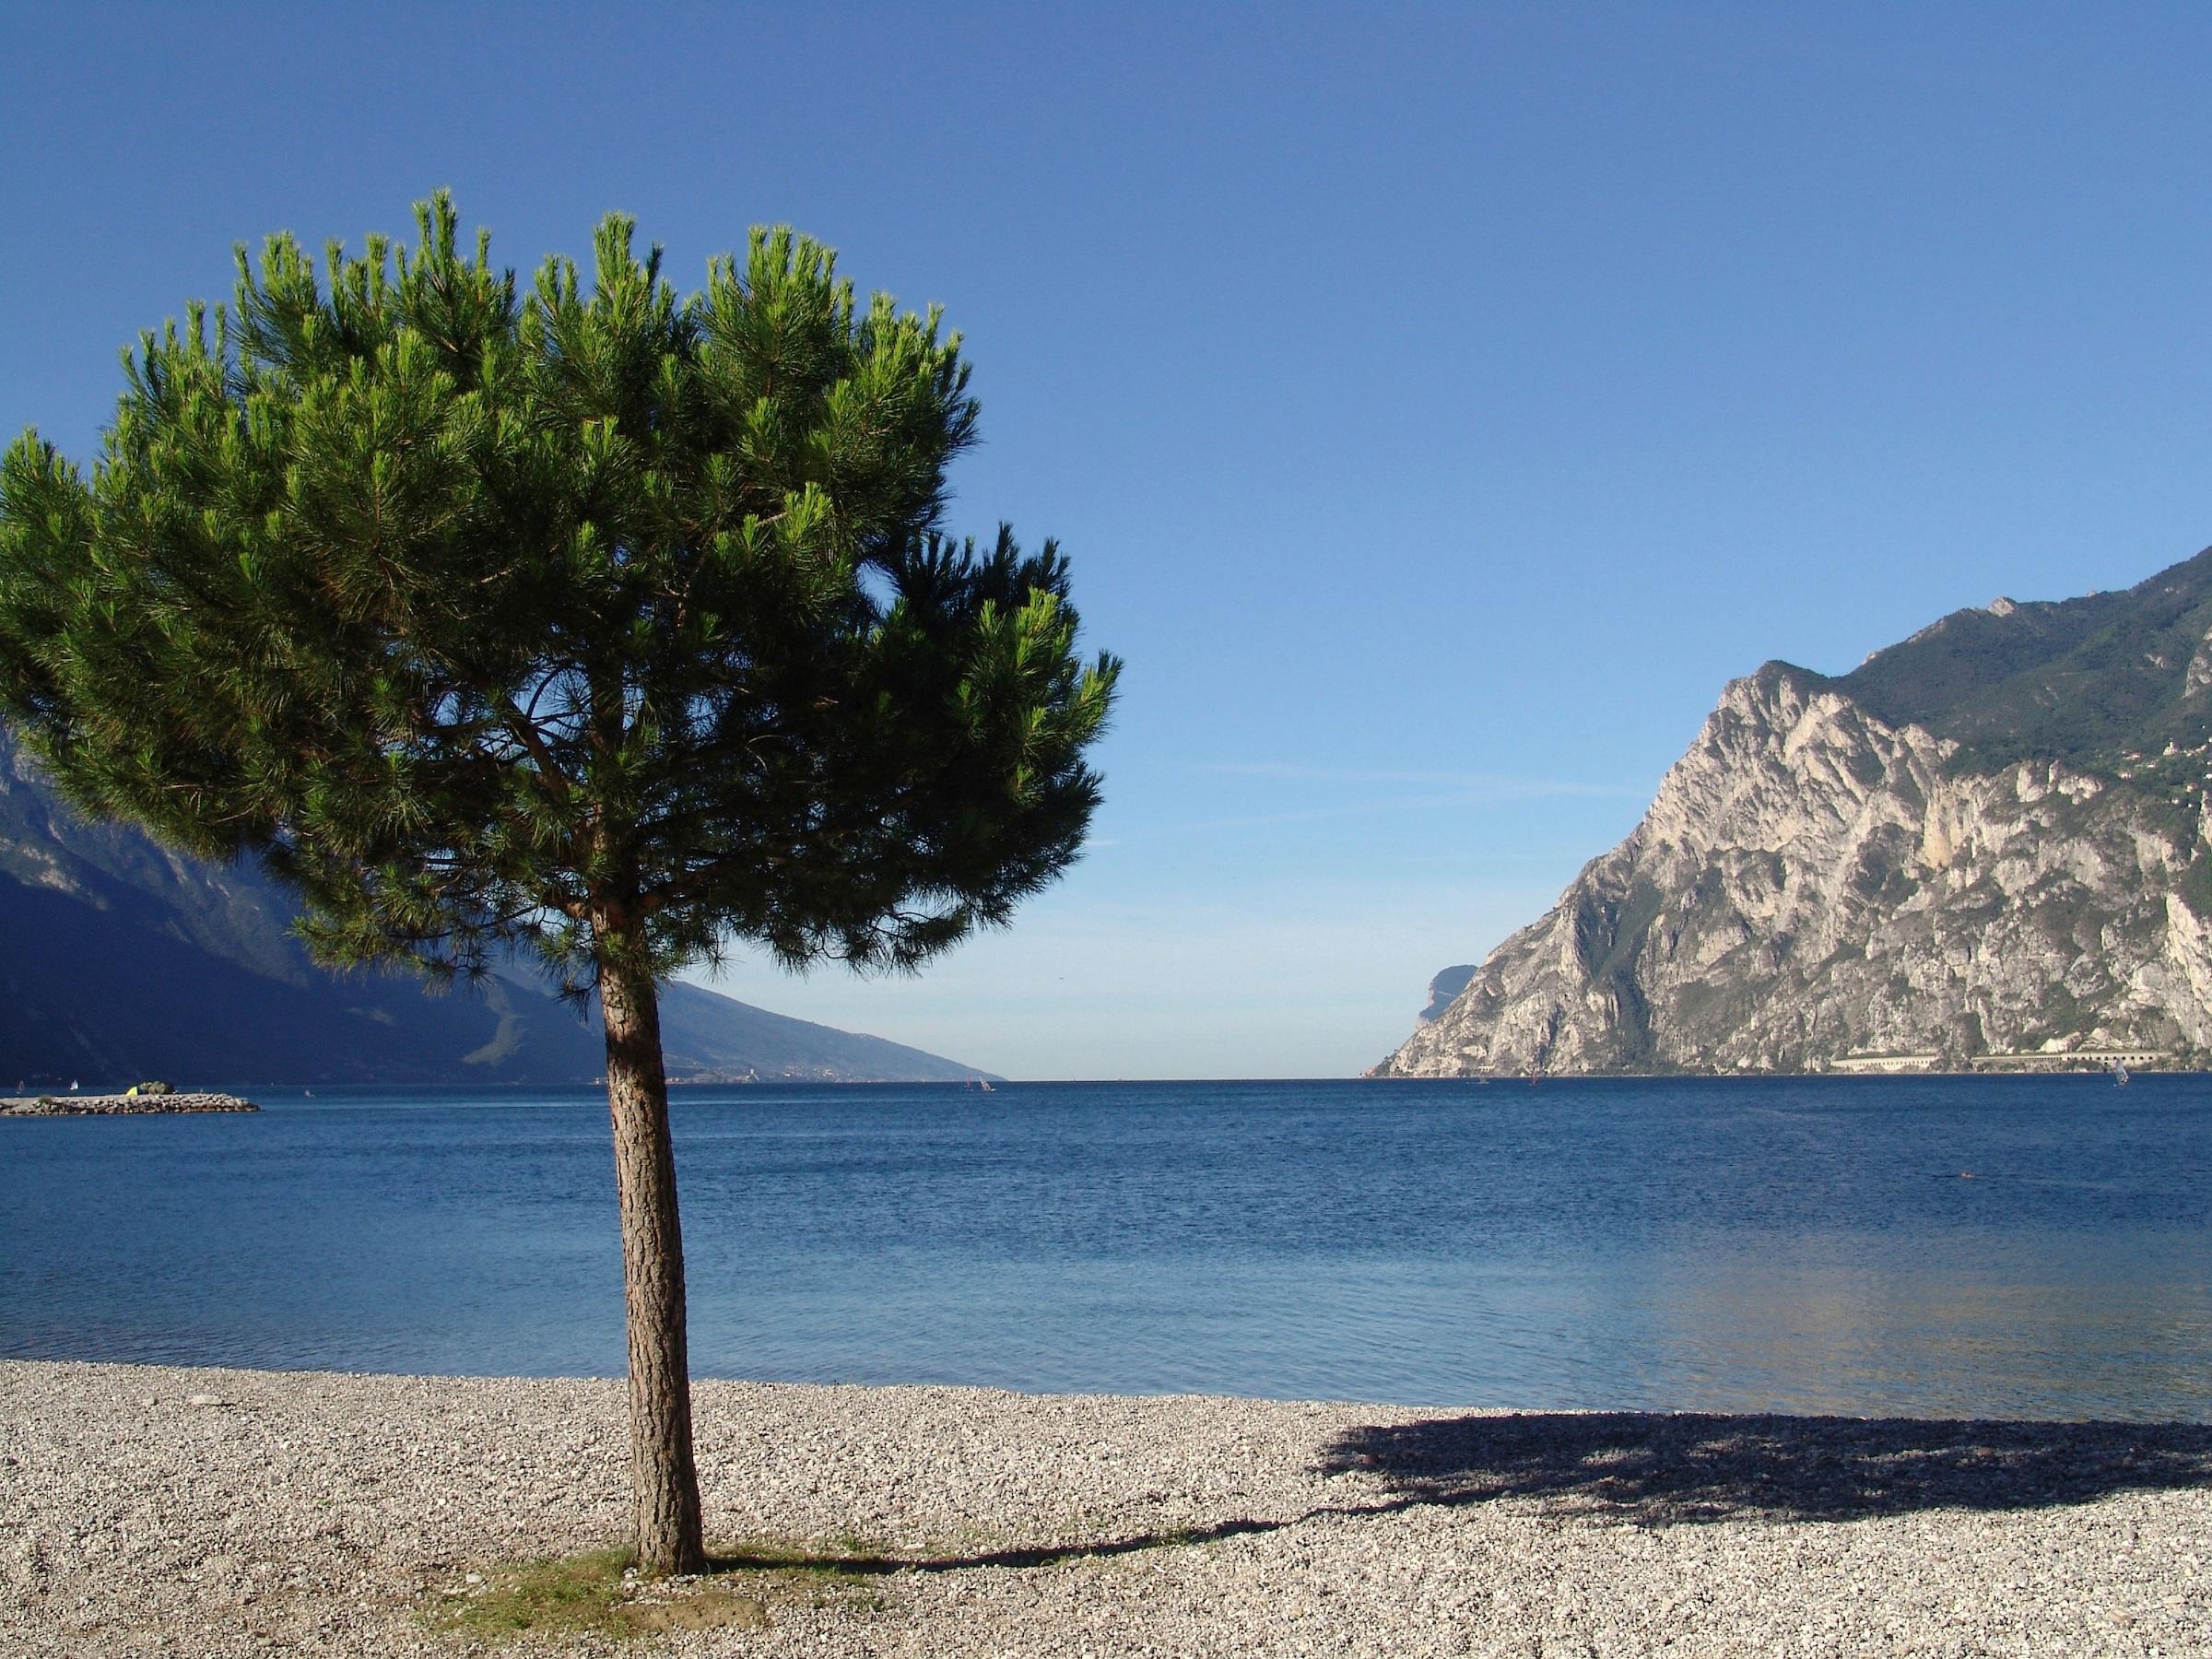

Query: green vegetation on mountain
[1773,547,2212,781]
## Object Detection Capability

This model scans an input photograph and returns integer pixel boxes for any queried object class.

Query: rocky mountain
[1377,549,2212,1076]
[0,729,994,1088]
[1417,965,1477,1026]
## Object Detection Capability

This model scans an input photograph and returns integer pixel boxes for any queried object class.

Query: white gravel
[3,1359,2208,1656]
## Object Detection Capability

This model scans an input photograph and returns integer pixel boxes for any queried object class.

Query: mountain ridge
[0,729,996,1088]
[1376,548,2212,1077]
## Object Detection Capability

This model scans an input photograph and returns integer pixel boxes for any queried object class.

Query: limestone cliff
[1378,550,2212,1076]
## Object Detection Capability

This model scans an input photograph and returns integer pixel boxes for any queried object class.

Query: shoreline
[4,1359,2206,1656]
[1364,1065,2207,1080]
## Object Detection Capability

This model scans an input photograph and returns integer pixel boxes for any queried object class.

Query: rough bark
[596,914,707,1575]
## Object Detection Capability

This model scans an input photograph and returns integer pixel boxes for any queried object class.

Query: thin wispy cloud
[1183,761,1642,798]
[1165,794,1495,835]
[1163,788,1641,837]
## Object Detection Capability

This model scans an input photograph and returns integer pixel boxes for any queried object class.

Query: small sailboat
[2112,1060,2130,1087]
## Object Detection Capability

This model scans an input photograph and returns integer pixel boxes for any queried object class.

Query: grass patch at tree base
[424,1538,908,1643]
[425,1547,770,1643]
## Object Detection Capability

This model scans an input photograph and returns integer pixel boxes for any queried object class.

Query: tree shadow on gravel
[707,1523,1293,1577]
[697,1414,2212,1580]
[1320,1412,2212,1524]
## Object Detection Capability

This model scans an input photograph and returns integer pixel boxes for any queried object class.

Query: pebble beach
[4,1360,2209,1657]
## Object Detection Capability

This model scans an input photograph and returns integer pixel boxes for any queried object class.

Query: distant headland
[1381,547,2212,1077]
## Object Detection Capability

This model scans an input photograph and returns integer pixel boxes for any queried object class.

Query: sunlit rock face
[1378,552,2212,1077]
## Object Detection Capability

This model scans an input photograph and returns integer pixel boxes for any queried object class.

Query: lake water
[4,1076,2208,1420]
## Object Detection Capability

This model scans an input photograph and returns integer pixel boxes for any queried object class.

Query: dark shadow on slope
[1320,1410,2212,1524]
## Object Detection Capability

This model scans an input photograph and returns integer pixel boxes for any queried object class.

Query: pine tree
[0,194,1118,1572]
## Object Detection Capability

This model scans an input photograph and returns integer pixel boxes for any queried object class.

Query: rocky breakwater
[2,1092,259,1115]
[1377,654,2212,1076]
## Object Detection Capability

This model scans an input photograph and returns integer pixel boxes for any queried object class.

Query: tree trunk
[596,921,708,1576]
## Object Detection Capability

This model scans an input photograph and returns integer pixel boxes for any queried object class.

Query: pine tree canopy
[0,194,1121,986]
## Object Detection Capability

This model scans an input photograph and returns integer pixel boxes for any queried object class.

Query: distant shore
[3,1359,2205,1656]
[1367,1062,2201,1079]
[0,1091,258,1116]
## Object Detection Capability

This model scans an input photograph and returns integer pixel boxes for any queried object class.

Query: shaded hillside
[1417,965,1477,1025]
[0,730,993,1087]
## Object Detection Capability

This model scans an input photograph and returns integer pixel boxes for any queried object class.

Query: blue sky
[8,3,2212,1077]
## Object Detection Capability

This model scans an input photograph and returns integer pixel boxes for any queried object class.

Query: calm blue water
[4,1076,2208,1419]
